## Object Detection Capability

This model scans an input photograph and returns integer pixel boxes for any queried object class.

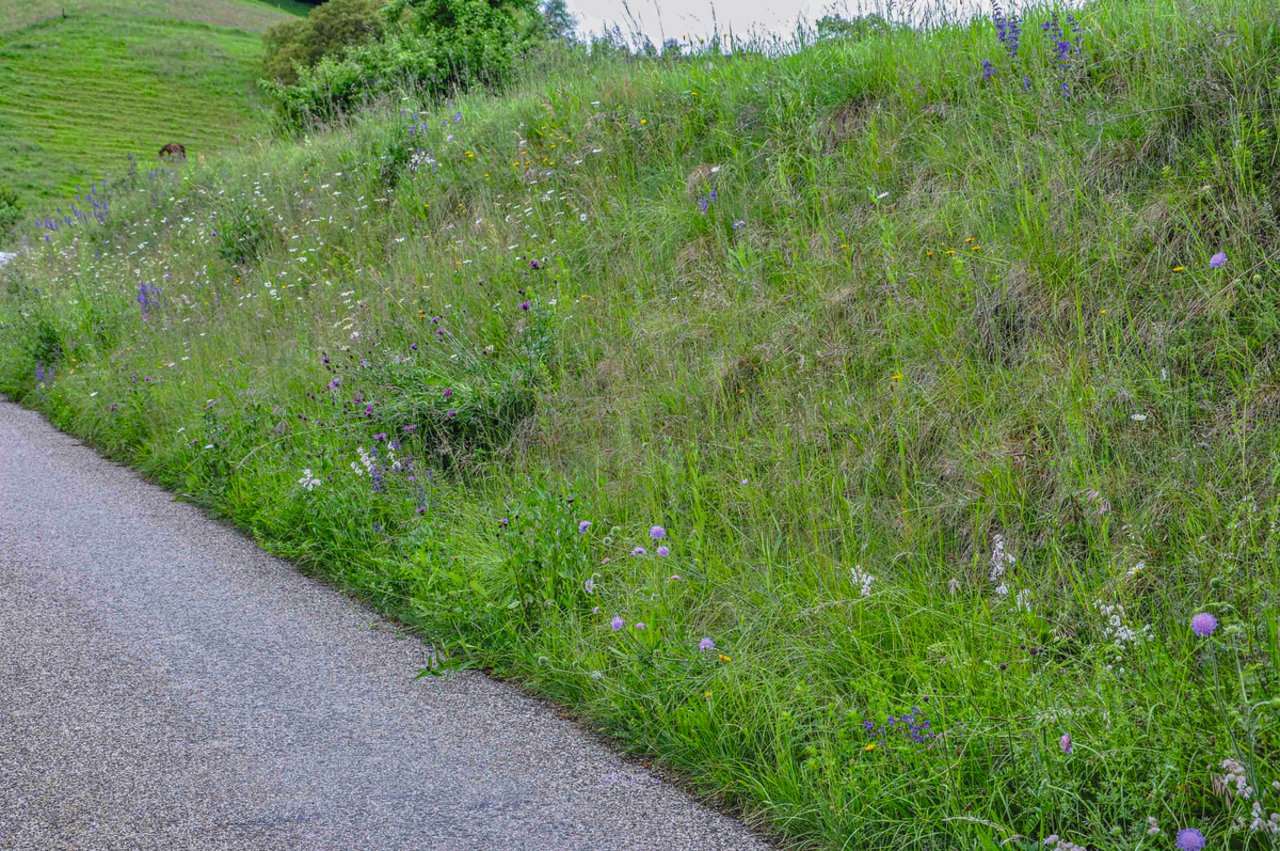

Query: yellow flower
[864,742,877,752]
[1173,266,1186,272]
[718,654,732,663]
[891,372,903,382]
[964,237,976,243]
[970,244,982,251]
[704,690,713,700]
[926,250,934,257]
[640,118,648,125]
[1100,308,1108,315]
[946,248,957,255]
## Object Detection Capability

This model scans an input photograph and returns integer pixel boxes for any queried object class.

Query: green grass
[4,0,1280,848]
[0,0,304,206]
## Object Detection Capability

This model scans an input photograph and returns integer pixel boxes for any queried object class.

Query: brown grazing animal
[158,143,186,162]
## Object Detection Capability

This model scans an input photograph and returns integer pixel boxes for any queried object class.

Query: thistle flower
[1191,612,1218,636]
[519,300,531,311]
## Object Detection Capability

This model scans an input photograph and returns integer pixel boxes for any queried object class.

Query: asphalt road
[0,402,769,851]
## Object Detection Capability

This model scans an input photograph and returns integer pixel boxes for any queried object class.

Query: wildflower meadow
[3,0,1280,847]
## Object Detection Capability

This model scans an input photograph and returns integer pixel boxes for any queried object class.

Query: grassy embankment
[4,0,1280,847]
[0,0,308,205]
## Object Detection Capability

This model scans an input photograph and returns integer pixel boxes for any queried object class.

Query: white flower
[298,469,322,491]
[989,533,1016,583]
[1130,413,1147,421]
[851,565,874,597]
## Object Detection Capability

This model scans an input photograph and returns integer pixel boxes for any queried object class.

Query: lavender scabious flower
[631,546,647,556]
[1210,251,1227,268]
[578,520,591,534]
[1175,828,1206,851]
[610,615,624,631]
[699,637,715,652]
[655,545,670,557]
[519,300,531,311]
[650,525,667,540]
[583,577,595,594]
[1059,732,1072,754]
[1191,612,1218,637]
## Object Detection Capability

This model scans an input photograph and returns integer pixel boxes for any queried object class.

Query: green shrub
[0,187,21,240]
[267,0,540,128]
[262,0,385,86]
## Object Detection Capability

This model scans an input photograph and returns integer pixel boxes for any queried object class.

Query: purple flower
[699,637,715,652]
[583,577,595,594]
[499,517,510,527]
[579,520,591,534]
[1059,733,1072,754]
[981,59,996,79]
[443,387,453,399]
[1175,828,1206,851]
[1210,251,1227,269]
[446,410,457,418]
[611,615,624,631]
[373,432,388,441]
[656,545,670,557]
[1191,612,1218,637]
[634,622,646,630]
[403,424,416,432]
[650,526,667,540]
[631,546,647,556]
[519,300,531,311]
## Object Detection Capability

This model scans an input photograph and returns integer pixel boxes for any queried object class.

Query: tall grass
[4,1,1280,847]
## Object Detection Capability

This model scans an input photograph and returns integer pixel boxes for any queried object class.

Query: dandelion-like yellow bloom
[717,654,732,663]
[1173,266,1186,272]
[864,742,876,751]
[891,372,903,382]
[704,690,713,700]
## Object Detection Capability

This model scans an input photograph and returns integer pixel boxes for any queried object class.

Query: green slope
[0,0,303,206]
[4,0,1280,848]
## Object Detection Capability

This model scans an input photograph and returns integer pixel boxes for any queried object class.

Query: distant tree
[540,0,576,42]
[816,13,891,41]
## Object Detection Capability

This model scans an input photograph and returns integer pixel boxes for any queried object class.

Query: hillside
[0,0,306,206]
[3,0,1280,847]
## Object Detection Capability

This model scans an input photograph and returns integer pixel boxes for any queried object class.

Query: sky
[563,0,983,44]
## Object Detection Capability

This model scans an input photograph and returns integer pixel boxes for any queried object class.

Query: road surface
[0,402,768,850]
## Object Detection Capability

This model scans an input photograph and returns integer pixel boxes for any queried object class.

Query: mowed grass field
[0,0,306,208]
